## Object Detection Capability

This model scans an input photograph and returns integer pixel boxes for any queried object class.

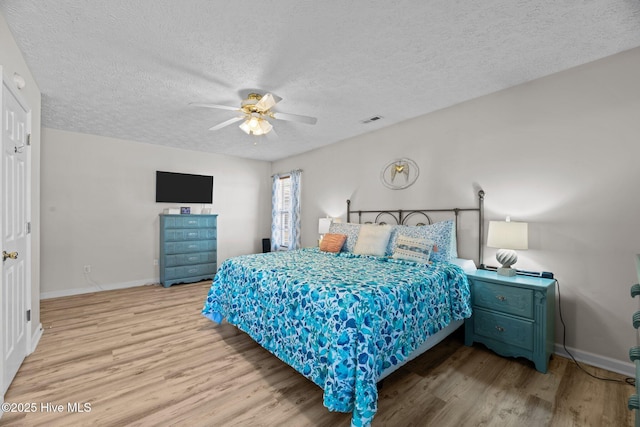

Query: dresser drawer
[165,240,217,254]
[164,252,217,267]
[162,216,217,229]
[473,309,534,351]
[473,280,533,319]
[163,228,216,242]
[164,263,217,280]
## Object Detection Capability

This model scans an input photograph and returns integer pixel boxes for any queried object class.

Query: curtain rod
[271,169,303,178]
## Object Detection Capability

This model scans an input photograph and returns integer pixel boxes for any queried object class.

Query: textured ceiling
[2,1,640,162]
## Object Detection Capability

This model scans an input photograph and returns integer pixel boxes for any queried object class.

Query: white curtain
[271,170,302,251]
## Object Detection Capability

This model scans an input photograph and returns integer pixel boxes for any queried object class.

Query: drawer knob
[496,295,507,302]
[495,326,505,332]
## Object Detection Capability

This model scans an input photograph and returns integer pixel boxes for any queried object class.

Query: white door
[1,76,29,394]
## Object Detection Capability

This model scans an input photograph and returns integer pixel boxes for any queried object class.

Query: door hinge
[27,133,31,146]
[26,309,31,322]
[26,222,31,234]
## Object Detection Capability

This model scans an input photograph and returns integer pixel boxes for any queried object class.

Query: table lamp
[318,217,332,243]
[487,217,528,276]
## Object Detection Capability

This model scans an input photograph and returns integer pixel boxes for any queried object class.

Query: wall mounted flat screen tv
[155,171,213,204]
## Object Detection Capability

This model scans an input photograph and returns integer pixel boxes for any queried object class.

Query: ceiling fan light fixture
[239,115,272,136]
[239,120,251,135]
[194,91,316,136]
[259,118,273,134]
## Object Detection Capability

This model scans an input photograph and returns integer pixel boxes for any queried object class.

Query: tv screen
[155,171,213,204]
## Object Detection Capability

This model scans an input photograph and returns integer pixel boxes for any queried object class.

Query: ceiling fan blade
[254,93,282,112]
[190,102,240,112]
[209,116,244,131]
[271,111,318,125]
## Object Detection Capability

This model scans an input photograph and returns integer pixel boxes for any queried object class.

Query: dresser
[464,269,556,373]
[159,214,218,288]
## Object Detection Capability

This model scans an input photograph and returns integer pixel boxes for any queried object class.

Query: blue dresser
[464,269,556,373]
[159,214,218,288]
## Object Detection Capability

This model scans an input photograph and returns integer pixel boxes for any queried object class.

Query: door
[1,75,29,394]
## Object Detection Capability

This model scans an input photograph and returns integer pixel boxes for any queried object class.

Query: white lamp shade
[318,218,332,234]
[487,220,528,250]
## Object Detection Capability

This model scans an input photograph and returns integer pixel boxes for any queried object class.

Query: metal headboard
[346,190,485,266]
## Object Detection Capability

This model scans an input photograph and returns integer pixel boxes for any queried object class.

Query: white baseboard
[40,278,159,299]
[30,323,43,354]
[554,343,635,377]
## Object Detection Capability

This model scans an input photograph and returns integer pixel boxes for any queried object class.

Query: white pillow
[353,224,392,257]
[392,235,433,264]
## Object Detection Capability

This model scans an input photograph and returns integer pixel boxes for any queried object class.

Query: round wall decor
[380,158,419,190]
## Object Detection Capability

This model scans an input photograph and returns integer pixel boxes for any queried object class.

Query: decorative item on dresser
[628,254,640,426]
[159,214,218,288]
[465,269,556,373]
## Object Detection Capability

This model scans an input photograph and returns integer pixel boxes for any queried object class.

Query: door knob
[2,251,18,261]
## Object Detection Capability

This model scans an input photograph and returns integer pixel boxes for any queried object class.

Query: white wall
[0,12,42,345]
[41,128,271,297]
[273,47,640,373]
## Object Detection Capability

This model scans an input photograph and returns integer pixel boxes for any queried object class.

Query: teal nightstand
[464,269,556,373]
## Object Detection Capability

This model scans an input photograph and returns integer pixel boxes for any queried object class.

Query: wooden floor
[1,282,634,426]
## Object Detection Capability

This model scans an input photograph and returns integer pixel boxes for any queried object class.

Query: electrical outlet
[153,259,158,266]
[83,265,91,273]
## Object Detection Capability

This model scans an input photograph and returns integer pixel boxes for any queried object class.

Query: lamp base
[497,267,517,277]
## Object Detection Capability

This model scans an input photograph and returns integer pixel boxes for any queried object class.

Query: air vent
[361,116,383,124]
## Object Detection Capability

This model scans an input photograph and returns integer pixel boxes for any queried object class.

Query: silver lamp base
[497,266,517,277]
[496,249,518,277]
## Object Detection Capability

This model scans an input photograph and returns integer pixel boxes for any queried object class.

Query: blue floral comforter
[202,248,471,426]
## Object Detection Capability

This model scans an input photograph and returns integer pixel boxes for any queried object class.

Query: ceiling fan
[191,92,317,136]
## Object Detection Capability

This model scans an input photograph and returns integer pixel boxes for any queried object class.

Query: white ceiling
[2,1,640,162]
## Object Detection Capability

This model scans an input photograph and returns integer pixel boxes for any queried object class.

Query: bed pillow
[319,233,347,253]
[392,235,433,264]
[386,220,456,262]
[353,224,392,257]
[327,222,361,252]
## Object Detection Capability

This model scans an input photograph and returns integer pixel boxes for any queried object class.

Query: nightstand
[464,269,556,373]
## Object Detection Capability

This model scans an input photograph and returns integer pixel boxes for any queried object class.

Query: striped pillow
[391,235,433,264]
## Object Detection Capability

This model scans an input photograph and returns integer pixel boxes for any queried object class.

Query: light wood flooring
[1,282,634,426]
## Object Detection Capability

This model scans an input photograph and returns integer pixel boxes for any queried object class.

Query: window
[271,170,301,251]
[275,175,291,248]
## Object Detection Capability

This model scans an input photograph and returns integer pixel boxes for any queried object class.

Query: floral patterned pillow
[327,222,361,252]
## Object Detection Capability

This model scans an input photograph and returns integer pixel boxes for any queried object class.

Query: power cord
[556,279,635,386]
[83,269,104,291]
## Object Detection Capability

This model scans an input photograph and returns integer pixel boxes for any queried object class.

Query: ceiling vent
[361,115,383,124]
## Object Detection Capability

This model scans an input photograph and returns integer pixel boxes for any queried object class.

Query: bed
[202,191,485,426]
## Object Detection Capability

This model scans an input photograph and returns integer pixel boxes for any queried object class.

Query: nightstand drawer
[473,309,534,351]
[473,280,533,319]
